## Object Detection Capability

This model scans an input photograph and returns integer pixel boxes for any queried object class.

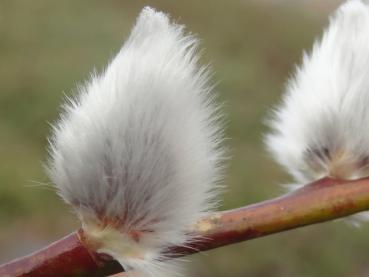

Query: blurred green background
[2,0,369,276]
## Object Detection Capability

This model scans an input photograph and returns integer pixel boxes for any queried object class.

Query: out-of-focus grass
[2,0,369,276]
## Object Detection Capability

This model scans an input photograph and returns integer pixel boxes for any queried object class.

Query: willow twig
[1,177,369,276]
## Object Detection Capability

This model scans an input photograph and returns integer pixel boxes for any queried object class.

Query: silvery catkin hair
[266,0,369,187]
[48,7,224,276]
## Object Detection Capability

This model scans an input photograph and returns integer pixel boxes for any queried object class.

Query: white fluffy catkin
[48,7,224,276]
[266,0,369,189]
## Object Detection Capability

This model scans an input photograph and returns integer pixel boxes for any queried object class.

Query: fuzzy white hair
[266,0,369,190]
[48,7,224,276]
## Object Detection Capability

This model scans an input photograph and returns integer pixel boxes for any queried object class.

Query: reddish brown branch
[0,230,122,277]
[2,177,369,276]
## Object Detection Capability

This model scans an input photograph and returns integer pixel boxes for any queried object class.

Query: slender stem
[0,230,122,277]
[173,177,369,255]
[2,177,369,276]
